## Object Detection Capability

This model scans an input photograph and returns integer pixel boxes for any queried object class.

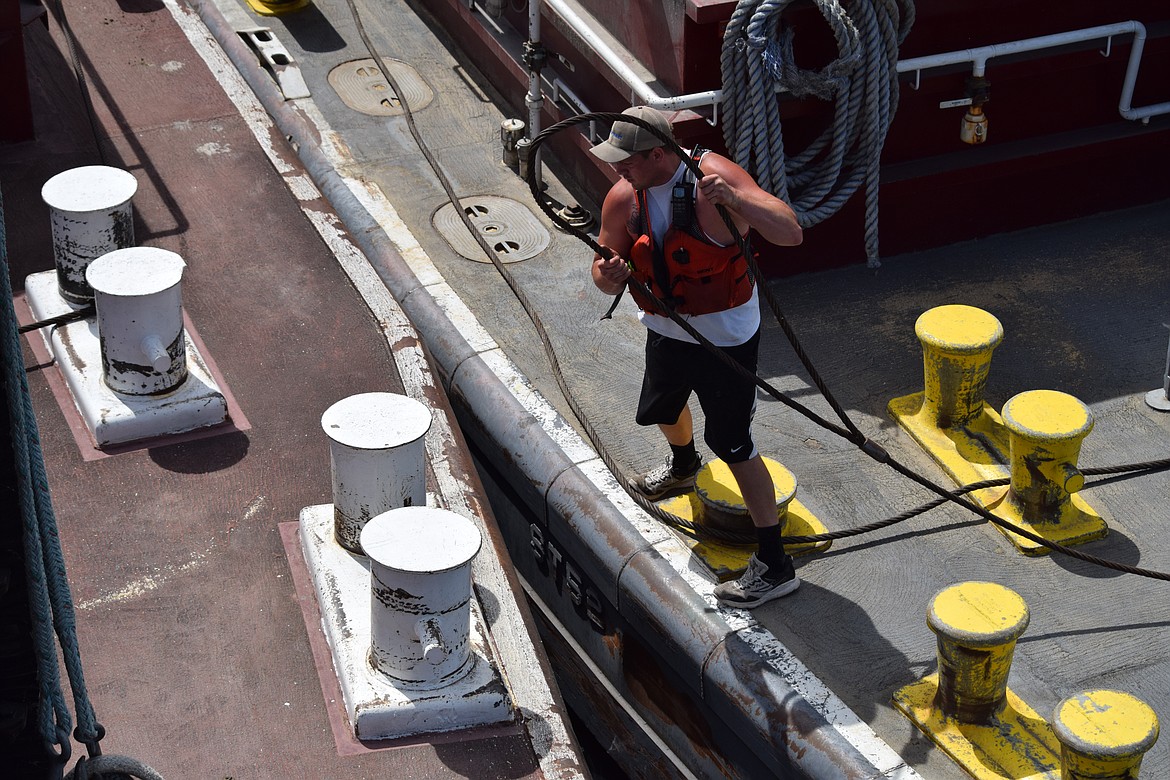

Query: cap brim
[589,140,634,164]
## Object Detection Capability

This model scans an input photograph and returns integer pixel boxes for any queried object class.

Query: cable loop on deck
[527,111,1170,582]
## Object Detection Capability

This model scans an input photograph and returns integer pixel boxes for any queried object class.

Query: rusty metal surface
[1,3,583,777]
[132,0,1170,778]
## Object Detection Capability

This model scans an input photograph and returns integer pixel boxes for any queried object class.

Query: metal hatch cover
[432,196,550,264]
[327,58,433,116]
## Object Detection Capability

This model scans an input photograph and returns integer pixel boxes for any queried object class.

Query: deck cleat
[1051,690,1160,779]
[893,581,1064,779]
[320,392,432,555]
[988,390,1108,555]
[889,305,1012,500]
[659,456,829,581]
[301,409,516,741]
[25,246,229,447]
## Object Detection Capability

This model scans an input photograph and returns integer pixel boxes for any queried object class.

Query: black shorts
[635,328,761,463]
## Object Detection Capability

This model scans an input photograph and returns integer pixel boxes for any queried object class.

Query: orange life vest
[627,148,754,317]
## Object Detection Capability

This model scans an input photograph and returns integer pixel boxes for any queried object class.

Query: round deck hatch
[327,58,433,116]
[433,196,549,263]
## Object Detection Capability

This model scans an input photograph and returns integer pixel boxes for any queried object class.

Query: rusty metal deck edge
[177,1,917,777]
[165,1,587,776]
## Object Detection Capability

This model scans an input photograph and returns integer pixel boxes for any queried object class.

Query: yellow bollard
[926,581,1029,724]
[1002,389,1092,520]
[694,458,796,533]
[1051,690,1160,779]
[894,581,1067,778]
[915,304,1004,429]
[989,389,1108,554]
[245,0,310,16]
[889,305,1012,495]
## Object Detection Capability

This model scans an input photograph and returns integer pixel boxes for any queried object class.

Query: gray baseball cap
[589,106,672,163]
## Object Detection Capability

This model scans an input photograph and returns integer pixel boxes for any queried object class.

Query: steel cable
[342,0,1170,582]
[526,112,1170,581]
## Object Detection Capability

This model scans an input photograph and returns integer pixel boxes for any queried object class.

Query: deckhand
[589,105,804,609]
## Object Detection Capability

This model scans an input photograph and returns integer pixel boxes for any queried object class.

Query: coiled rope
[3,189,163,777]
[4,5,161,771]
[720,0,914,266]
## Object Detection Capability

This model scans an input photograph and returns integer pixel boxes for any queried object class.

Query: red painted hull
[419,0,1170,274]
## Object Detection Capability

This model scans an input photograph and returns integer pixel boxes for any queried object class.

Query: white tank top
[637,154,760,347]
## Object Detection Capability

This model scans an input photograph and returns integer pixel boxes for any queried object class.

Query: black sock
[669,439,699,474]
[755,524,793,580]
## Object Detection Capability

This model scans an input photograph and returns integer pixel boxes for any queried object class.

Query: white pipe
[896,21,1169,123]
[543,0,722,112]
[538,5,1166,124]
[528,0,543,182]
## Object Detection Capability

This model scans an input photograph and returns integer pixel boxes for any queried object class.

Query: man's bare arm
[592,182,636,295]
[698,154,803,247]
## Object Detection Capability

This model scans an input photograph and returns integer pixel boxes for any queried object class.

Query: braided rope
[721,0,914,266]
[1,182,76,765]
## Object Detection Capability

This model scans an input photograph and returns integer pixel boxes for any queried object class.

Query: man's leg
[725,455,776,530]
[630,403,702,499]
[659,403,693,445]
[715,454,799,607]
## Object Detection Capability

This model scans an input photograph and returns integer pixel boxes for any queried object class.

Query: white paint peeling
[166,1,908,774]
[739,625,925,779]
[161,60,184,72]
[284,173,320,201]
[243,495,266,520]
[77,550,208,611]
[196,141,231,156]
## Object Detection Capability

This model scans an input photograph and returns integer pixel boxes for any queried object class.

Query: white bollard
[321,393,432,554]
[86,248,188,396]
[360,507,482,690]
[41,166,138,303]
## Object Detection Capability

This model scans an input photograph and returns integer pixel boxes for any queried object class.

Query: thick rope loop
[721,0,914,265]
[67,754,165,780]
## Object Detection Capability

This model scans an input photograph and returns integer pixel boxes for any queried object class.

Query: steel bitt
[914,304,1004,429]
[42,165,138,303]
[926,581,1030,724]
[321,392,432,554]
[361,507,482,690]
[1052,690,1160,779]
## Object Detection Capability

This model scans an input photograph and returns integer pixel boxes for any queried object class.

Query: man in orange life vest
[590,106,804,608]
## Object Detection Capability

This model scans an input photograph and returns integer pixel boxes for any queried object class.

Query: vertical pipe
[526,0,543,185]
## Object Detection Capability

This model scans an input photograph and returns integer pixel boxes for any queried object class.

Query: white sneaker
[714,554,800,608]
[628,454,702,500]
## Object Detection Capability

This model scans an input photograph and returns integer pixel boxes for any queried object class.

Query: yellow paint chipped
[893,674,1062,780]
[915,304,1004,353]
[1053,690,1160,754]
[928,582,1029,644]
[661,488,829,582]
[695,457,796,509]
[243,0,311,16]
[1002,389,1092,439]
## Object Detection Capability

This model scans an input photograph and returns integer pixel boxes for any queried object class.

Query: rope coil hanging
[720,0,915,266]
